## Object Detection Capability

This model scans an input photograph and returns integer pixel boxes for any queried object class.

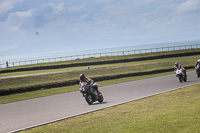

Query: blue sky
[0,0,200,57]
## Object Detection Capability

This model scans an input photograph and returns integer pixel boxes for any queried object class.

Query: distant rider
[174,62,187,76]
[195,59,200,68]
[79,74,100,99]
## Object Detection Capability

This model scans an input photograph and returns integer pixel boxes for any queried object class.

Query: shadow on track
[92,101,108,105]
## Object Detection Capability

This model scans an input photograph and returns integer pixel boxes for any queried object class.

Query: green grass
[1,48,200,77]
[0,53,198,78]
[1,48,199,132]
[0,69,193,104]
[0,71,169,104]
[20,83,200,133]
[0,55,198,91]
[0,85,79,104]
[0,48,199,104]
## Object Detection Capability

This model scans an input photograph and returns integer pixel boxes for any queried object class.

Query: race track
[0,71,199,133]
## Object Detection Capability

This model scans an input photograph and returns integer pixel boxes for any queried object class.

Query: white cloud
[0,44,19,52]
[95,0,114,3]
[0,0,24,14]
[177,0,200,14]
[0,0,200,57]
[67,5,83,12]
[49,2,65,14]
[6,9,34,29]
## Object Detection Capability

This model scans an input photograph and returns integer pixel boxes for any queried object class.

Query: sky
[0,0,200,57]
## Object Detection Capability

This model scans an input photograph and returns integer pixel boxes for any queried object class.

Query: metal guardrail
[1,44,200,69]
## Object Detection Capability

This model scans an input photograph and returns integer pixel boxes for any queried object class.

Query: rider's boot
[91,88,99,100]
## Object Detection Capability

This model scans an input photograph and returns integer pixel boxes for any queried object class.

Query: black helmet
[175,62,179,67]
[80,74,86,81]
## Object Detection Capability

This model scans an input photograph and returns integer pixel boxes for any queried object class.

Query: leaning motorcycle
[175,68,187,83]
[80,82,104,105]
[195,64,200,78]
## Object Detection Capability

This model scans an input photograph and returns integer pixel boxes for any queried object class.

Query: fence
[1,44,200,69]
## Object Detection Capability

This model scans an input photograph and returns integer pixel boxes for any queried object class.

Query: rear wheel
[184,75,187,82]
[85,94,93,105]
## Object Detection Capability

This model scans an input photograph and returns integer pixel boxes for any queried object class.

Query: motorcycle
[80,82,103,105]
[175,68,187,83]
[195,64,200,78]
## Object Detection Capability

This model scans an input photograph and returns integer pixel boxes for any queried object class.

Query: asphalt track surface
[0,71,199,133]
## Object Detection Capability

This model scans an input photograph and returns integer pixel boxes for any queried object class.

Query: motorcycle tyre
[196,70,200,78]
[98,94,104,103]
[85,94,93,105]
[179,77,183,83]
[184,76,187,82]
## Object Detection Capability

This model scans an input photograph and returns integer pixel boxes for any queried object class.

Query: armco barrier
[0,44,200,69]
[0,50,199,74]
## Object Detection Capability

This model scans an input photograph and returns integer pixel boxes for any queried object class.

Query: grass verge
[1,48,200,76]
[0,69,192,104]
[20,83,200,133]
[0,55,198,91]
[0,48,199,103]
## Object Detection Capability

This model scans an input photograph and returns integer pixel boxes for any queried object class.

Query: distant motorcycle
[80,82,103,105]
[195,64,200,78]
[175,68,187,83]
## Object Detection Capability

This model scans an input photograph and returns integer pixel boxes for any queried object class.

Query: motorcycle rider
[195,59,200,68]
[174,62,187,76]
[79,74,100,99]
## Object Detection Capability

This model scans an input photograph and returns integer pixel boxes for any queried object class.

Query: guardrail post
[6,61,9,68]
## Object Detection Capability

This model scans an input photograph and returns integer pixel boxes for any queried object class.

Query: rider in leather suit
[174,62,187,76]
[79,74,100,99]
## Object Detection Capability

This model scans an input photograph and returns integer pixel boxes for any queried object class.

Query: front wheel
[98,94,104,103]
[85,94,93,105]
[178,76,183,83]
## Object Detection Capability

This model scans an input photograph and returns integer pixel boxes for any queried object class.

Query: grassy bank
[20,83,200,133]
[1,48,200,77]
[0,55,198,91]
[0,48,199,103]
[0,68,194,104]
